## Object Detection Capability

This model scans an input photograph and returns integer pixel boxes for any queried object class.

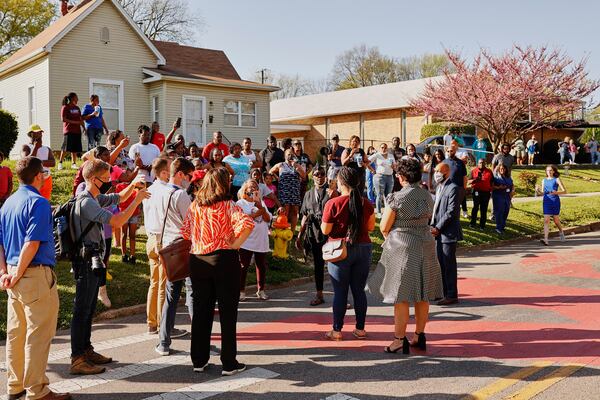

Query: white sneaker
[97,286,111,308]
[256,290,269,300]
[559,231,566,242]
[71,163,78,170]
[239,292,246,301]
[57,163,64,170]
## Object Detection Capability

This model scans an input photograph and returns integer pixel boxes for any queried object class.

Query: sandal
[325,330,343,341]
[352,329,367,340]
[384,336,409,354]
[310,296,325,306]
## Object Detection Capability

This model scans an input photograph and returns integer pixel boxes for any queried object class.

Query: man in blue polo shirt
[82,94,109,150]
[0,157,71,400]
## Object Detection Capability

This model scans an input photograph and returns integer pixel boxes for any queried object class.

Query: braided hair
[337,166,363,244]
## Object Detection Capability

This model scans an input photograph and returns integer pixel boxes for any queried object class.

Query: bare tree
[330,44,399,90]
[255,71,331,100]
[117,0,202,43]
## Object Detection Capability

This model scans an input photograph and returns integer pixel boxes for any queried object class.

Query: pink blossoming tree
[410,45,599,151]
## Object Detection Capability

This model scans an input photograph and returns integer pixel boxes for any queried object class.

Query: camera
[81,243,106,274]
[319,146,331,156]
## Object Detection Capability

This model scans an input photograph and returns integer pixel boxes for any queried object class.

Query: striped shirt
[181,200,254,255]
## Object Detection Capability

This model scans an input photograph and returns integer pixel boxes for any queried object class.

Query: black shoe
[410,332,427,351]
[222,362,246,376]
[128,256,137,264]
[8,390,26,400]
[384,336,409,354]
[121,254,129,263]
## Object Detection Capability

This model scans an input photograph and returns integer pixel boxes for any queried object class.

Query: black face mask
[95,178,112,194]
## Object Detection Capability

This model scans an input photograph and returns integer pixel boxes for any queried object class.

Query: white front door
[182,96,206,145]
[90,79,124,131]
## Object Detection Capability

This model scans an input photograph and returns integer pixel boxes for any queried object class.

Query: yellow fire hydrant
[271,214,293,259]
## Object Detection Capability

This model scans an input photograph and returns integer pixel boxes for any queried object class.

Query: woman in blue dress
[491,164,514,234]
[537,164,567,246]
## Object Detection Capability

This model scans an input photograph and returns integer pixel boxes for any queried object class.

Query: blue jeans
[159,277,193,349]
[373,174,394,214]
[87,127,103,150]
[71,260,100,357]
[592,151,600,165]
[327,243,372,331]
[366,171,376,203]
[559,152,570,164]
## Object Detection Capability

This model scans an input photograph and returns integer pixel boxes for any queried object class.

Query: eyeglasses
[41,170,50,177]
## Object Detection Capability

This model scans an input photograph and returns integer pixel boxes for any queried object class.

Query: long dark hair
[62,92,77,106]
[337,166,362,244]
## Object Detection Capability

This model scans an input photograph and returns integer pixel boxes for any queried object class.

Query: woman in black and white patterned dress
[367,159,443,355]
[269,148,306,234]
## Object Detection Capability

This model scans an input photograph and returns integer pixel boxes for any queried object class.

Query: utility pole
[258,68,269,84]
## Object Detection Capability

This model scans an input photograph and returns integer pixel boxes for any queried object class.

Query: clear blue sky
[193,0,599,83]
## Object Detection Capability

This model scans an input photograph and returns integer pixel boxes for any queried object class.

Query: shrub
[420,123,476,141]
[0,110,18,157]
[518,171,538,196]
[580,127,600,143]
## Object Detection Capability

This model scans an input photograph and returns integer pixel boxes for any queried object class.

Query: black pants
[190,250,241,370]
[71,260,100,357]
[436,239,458,299]
[310,238,325,292]
[470,191,490,228]
[461,191,468,212]
[239,249,267,291]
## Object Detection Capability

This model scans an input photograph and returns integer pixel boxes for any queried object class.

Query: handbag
[158,189,191,282]
[322,238,347,263]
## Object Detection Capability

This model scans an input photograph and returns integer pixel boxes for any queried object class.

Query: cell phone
[176,117,182,128]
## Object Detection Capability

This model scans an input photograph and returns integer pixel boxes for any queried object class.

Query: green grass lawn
[0,159,598,339]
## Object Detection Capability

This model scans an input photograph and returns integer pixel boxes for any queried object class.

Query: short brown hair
[170,157,194,177]
[152,158,169,176]
[16,156,43,184]
[195,167,231,206]
[83,159,110,180]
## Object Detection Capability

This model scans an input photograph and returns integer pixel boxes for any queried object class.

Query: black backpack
[52,197,95,261]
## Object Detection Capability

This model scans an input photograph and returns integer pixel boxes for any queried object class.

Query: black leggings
[310,239,325,292]
[239,249,267,291]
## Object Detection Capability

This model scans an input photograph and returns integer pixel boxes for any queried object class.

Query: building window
[90,79,124,131]
[100,27,110,44]
[28,86,36,125]
[224,100,256,127]
[151,96,159,123]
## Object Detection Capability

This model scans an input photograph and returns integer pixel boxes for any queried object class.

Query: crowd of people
[0,92,576,399]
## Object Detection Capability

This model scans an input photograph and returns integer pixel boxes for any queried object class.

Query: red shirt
[470,167,493,192]
[151,132,166,151]
[61,104,82,134]
[202,142,230,160]
[0,166,12,199]
[322,195,374,244]
[115,182,140,216]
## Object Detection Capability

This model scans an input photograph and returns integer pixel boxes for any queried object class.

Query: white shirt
[236,199,271,253]
[129,142,160,182]
[443,133,453,147]
[242,150,257,163]
[27,144,52,175]
[142,179,170,235]
[368,152,394,175]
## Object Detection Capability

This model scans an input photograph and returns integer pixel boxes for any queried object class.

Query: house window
[28,87,36,125]
[100,27,110,44]
[90,79,124,131]
[224,100,256,127]
[151,96,159,123]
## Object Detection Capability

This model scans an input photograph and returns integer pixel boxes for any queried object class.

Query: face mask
[95,179,112,194]
[434,171,445,183]
[181,179,190,190]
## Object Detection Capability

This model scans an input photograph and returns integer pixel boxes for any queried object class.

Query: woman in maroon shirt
[59,92,84,170]
[321,167,375,341]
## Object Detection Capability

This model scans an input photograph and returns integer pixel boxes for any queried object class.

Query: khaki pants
[146,233,167,328]
[6,266,59,400]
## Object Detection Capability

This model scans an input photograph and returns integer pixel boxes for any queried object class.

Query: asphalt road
[1,231,599,400]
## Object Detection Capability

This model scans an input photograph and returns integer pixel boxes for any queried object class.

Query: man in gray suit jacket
[431,163,463,305]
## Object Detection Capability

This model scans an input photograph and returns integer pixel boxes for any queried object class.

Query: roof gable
[0,0,165,74]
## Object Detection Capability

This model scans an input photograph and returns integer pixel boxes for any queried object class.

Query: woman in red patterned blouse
[181,167,254,376]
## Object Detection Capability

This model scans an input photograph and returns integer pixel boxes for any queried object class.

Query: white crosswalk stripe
[0,331,159,372]
[324,394,361,400]
[142,367,279,400]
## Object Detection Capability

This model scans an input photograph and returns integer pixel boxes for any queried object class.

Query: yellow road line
[462,361,553,400]
[504,364,585,400]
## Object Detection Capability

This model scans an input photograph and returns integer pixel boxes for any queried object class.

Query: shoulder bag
[158,189,191,282]
[322,237,347,263]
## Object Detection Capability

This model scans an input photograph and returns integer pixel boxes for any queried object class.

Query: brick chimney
[60,0,70,16]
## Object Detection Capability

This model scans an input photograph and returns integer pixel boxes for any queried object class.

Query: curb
[95,221,600,322]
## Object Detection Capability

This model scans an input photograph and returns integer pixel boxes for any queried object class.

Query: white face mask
[434,171,445,183]
[181,179,190,189]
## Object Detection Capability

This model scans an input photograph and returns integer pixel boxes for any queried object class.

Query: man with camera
[0,157,71,400]
[70,159,149,375]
